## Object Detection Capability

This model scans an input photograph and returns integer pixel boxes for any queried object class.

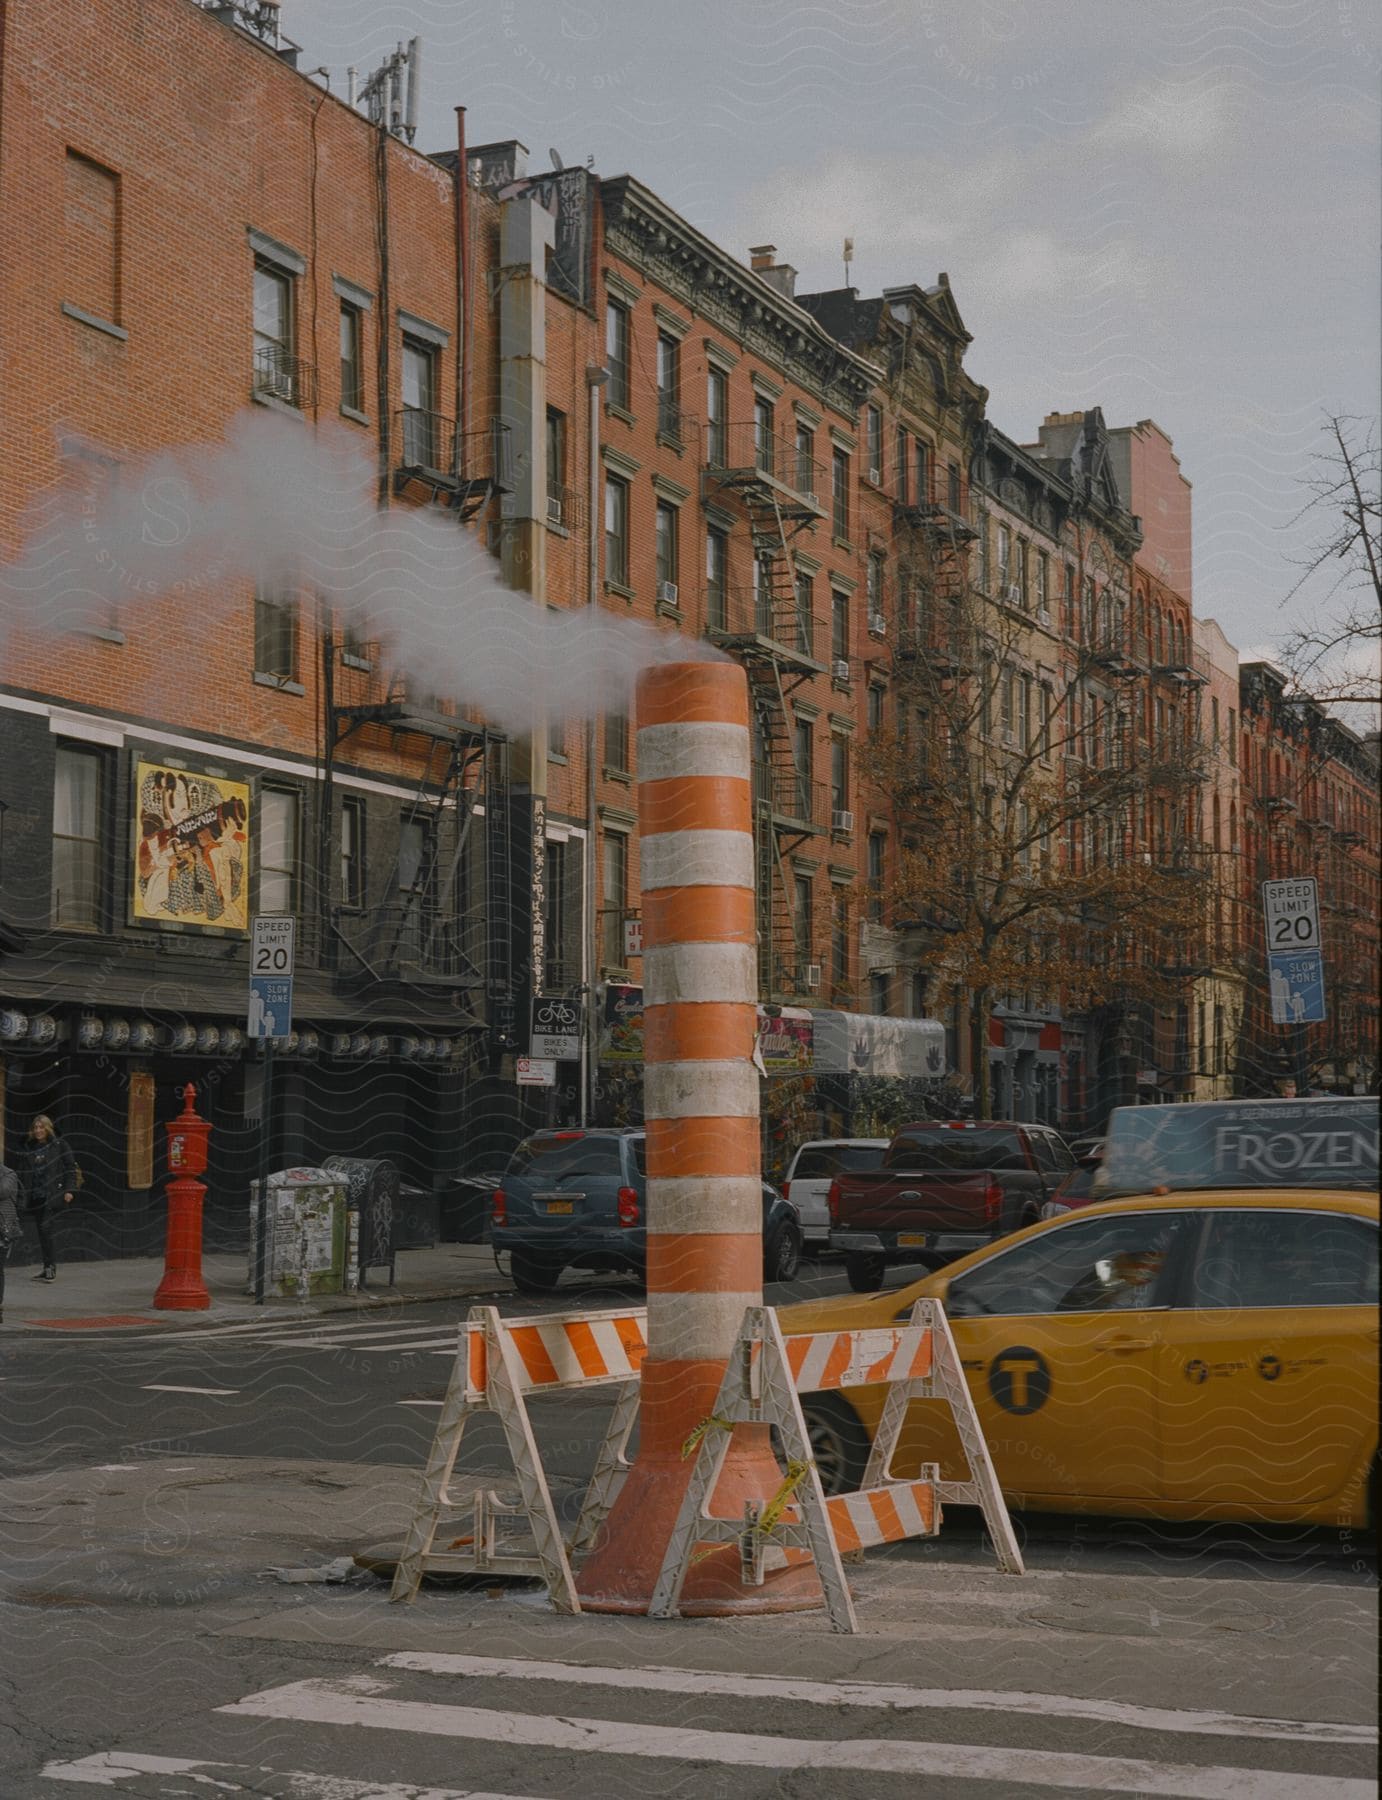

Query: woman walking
[18,1115,76,1282]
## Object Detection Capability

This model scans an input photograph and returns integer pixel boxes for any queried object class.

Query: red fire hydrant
[154,1083,212,1310]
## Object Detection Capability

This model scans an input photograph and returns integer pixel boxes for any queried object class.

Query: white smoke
[0,412,721,731]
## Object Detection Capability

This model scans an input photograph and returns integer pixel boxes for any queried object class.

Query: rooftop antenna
[843,236,854,289]
[548,148,564,171]
[357,36,421,143]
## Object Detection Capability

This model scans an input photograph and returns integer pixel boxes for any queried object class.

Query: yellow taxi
[783,1097,1379,1529]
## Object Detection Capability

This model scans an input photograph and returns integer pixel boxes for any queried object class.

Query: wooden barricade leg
[650,1308,858,1634]
[484,1309,582,1614]
[390,1318,483,1604]
[922,1300,1025,1575]
[569,1376,640,1556]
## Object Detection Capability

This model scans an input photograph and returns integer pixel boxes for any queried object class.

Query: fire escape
[892,482,977,671]
[701,421,829,998]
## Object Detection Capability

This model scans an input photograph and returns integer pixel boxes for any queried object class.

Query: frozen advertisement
[1097,1097,1378,1198]
[133,760,250,931]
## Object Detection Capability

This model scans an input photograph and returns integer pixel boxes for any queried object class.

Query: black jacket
[18,1135,76,1214]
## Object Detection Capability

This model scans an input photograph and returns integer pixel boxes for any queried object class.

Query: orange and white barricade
[650,1299,1023,1634]
[390,1303,646,1613]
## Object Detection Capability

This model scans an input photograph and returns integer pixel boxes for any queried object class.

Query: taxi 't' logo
[988,1346,1051,1414]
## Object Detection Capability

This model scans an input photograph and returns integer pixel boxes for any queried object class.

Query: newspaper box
[248,1167,352,1299]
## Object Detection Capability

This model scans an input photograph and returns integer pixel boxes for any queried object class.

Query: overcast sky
[289,0,1380,679]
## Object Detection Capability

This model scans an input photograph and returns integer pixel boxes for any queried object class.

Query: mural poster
[133,761,250,931]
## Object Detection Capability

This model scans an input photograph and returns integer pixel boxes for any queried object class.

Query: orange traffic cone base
[574,1423,825,1617]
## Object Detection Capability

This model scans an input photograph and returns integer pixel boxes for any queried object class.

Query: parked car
[782,1138,890,1249]
[490,1128,802,1295]
[827,1119,1076,1291]
[1040,1148,1103,1219]
[1065,1134,1105,1163]
[783,1097,1379,1526]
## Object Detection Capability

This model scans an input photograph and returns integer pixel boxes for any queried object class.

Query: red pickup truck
[827,1119,1077,1290]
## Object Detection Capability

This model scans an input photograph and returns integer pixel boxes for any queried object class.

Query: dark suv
[490,1127,803,1296]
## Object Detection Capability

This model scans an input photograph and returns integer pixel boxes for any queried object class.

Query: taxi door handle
[1093,1334,1153,1355]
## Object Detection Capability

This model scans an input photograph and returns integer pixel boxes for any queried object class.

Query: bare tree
[866,561,1211,1119]
[1281,414,1381,708]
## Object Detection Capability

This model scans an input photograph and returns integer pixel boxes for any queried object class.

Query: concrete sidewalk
[0,1240,509,1331]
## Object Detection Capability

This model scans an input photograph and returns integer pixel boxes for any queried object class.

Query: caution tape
[680,1413,734,1460]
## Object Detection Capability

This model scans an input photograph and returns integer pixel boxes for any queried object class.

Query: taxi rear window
[1096,1098,1379,1198]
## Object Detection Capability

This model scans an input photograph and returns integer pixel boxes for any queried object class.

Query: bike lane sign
[248,914,295,1041]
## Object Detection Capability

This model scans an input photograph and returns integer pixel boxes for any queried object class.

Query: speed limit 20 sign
[248,914,295,1041]
[1261,879,1320,951]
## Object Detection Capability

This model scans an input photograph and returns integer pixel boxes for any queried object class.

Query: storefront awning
[809,1011,946,1079]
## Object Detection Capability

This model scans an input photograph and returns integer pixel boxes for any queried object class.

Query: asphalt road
[3,1256,1377,1799]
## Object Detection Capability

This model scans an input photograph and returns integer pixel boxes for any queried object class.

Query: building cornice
[600,176,881,418]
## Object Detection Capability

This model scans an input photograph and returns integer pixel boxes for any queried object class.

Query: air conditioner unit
[657,580,679,606]
[832,809,854,833]
[867,612,887,637]
[1006,584,1023,606]
[1002,727,1017,745]
[868,467,882,485]
[832,658,850,682]
[546,495,563,526]
[803,962,822,990]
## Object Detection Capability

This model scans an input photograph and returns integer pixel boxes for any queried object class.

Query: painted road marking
[141,1384,239,1396]
[381,1652,1376,1747]
[397,1399,445,1408]
[39,1752,537,1795]
[218,1674,1374,1798]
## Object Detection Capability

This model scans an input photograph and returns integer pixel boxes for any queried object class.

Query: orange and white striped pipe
[576,660,820,1616]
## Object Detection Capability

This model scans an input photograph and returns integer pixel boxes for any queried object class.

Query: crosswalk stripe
[220,1674,1372,1798]
[260,1334,459,1353]
[380,1652,1376,1746]
[39,1751,537,1795]
[142,1384,238,1396]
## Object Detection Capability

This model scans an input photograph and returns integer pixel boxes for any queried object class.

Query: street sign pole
[247,915,295,1305]
[254,1037,274,1305]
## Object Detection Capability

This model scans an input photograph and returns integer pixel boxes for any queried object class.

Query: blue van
[490,1127,803,1296]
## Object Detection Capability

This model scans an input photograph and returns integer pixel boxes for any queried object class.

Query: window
[754,396,776,477]
[831,448,850,539]
[947,461,961,513]
[1016,540,1029,608]
[867,831,885,920]
[914,439,930,507]
[996,525,1012,590]
[1036,551,1049,617]
[793,717,813,817]
[656,332,680,438]
[706,526,728,631]
[604,473,630,587]
[546,408,567,514]
[1064,564,1076,634]
[832,891,850,990]
[795,423,815,496]
[52,745,102,928]
[830,737,849,815]
[605,708,629,774]
[253,261,294,398]
[64,151,121,327]
[339,302,364,414]
[655,501,678,595]
[1227,710,1236,765]
[752,554,773,634]
[896,428,910,504]
[605,301,631,411]
[794,568,814,654]
[1211,696,1220,747]
[706,367,728,465]
[867,684,883,734]
[978,513,991,591]
[1019,675,1033,748]
[601,831,628,966]
[1187,1210,1378,1310]
[865,406,883,480]
[869,971,889,1016]
[794,872,814,960]
[866,553,884,623]
[258,789,299,914]
[1000,668,1015,738]
[254,582,298,683]
[340,799,365,908]
[397,815,434,958]
[1213,1003,1226,1074]
[401,336,439,466]
[831,590,849,665]
[946,1211,1188,1319]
